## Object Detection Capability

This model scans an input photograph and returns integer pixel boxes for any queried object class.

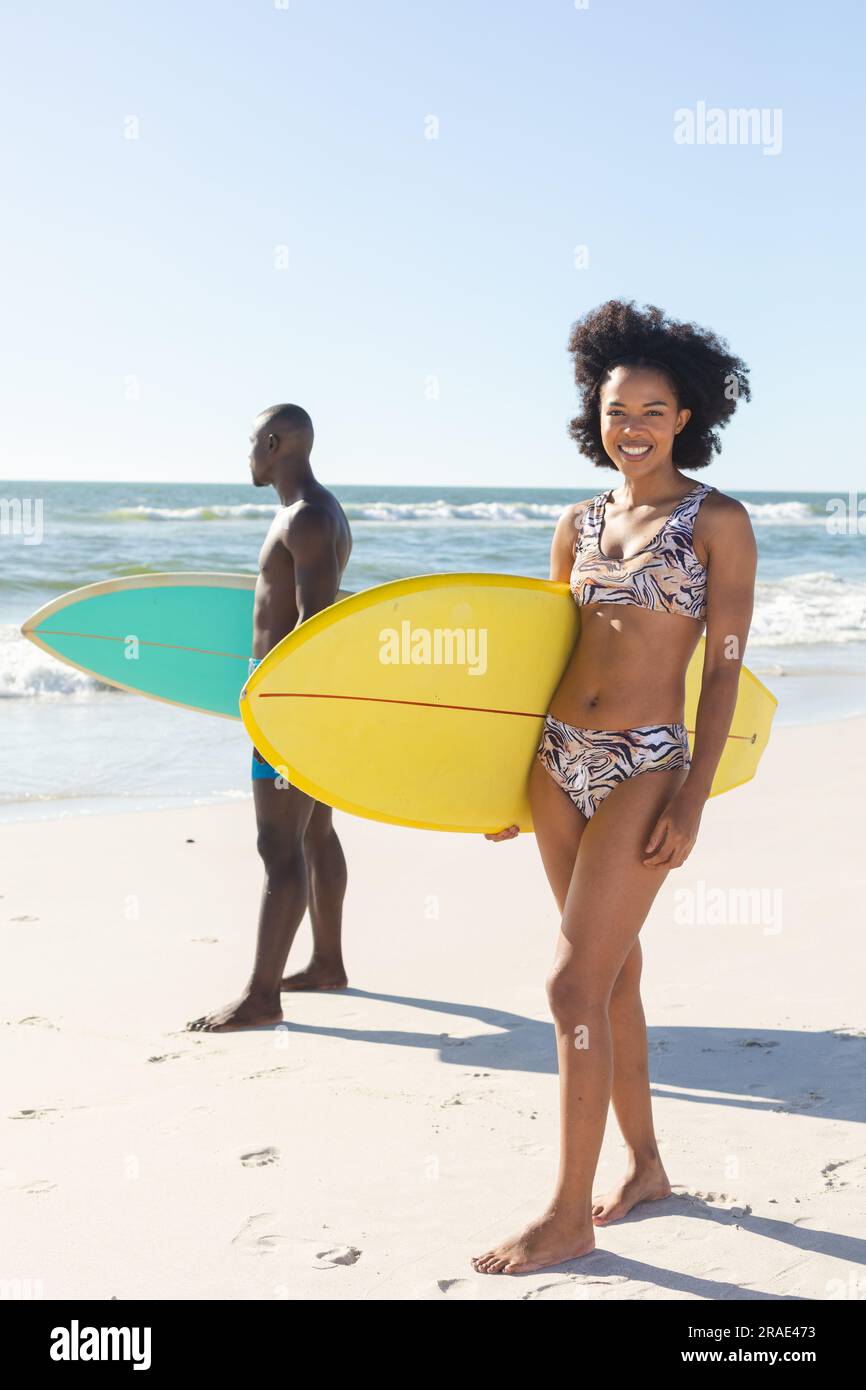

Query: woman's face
[599,365,691,475]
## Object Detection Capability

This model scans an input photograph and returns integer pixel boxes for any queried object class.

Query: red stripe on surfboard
[35,630,249,661]
[255,691,758,742]
[258,691,544,718]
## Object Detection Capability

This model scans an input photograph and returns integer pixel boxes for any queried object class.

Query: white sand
[1,715,863,1301]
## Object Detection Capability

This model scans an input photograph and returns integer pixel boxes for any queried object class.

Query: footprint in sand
[441,1091,480,1108]
[522,1273,631,1300]
[821,1155,865,1190]
[674,1187,751,1218]
[313,1246,361,1269]
[240,1147,280,1167]
[232,1213,361,1266]
[508,1139,548,1157]
[793,1089,824,1109]
[417,1278,481,1299]
[413,1275,595,1301]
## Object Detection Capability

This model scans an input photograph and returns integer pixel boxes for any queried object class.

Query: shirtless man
[188,404,353,1032]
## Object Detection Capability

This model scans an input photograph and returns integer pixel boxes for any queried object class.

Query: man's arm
[283,504,340,626]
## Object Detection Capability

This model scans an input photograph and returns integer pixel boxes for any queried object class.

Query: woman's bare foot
[186,991,283,1032]
[591,1159,672,1225]
[281,962,348,991]
[472,1210,595,1275]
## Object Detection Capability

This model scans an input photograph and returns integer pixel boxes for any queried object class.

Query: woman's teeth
[619,444,652,457]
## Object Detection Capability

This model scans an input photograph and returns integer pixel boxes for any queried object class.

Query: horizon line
[0,479,843,496]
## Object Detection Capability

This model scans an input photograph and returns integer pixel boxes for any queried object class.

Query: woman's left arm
[643,496,757,868]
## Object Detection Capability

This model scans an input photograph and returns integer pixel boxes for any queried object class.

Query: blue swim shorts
[248,657,286,783]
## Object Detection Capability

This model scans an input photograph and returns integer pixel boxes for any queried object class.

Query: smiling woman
[567,298,751,473]
[473,299,760,1277]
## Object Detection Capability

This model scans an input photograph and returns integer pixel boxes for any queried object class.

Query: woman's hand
[642,789,704,869]
[484,824,520,842]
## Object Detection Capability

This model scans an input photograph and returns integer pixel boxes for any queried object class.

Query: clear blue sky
[1,0,863,490]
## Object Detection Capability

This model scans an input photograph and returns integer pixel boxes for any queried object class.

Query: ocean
[2,480,865,822]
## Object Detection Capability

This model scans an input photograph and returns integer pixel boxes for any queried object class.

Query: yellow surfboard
[240,573,777,834]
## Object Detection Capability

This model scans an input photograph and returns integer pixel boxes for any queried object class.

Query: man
[188,404,353,1032]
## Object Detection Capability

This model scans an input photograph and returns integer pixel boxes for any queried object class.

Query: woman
[473,300,756,1276]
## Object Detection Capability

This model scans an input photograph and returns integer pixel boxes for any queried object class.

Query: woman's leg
[525,759,672,1225]
[528,755,587,911]
[591,940,672,1223]
[472,762,686,1274]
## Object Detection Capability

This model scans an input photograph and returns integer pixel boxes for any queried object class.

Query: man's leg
[186,775,315,1032]
[282,799,348,990]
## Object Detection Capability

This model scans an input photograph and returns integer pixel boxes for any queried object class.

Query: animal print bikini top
[571,481,713,620]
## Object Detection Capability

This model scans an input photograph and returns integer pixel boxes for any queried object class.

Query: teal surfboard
[21,573,351,719]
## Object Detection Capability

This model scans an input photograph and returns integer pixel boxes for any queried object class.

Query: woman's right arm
[549,500,587,582]
[484,502,583,843]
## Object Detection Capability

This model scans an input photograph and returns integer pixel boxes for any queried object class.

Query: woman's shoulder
[694,482,749,517]
[691,482,754,542]
[559,492,600,528]
[550,495,599,570]
[557,495,599,547]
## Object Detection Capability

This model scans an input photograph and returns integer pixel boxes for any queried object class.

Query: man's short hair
[258,403,313,435]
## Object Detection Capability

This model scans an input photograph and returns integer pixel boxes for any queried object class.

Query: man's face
[248,421,272,487]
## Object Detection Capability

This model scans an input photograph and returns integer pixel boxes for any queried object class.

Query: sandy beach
[1,712,862,1302]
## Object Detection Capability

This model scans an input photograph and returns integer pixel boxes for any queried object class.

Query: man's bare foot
[591,1160,672,1225]
[186,992,283,1033]
[471,1211,595,1275]
[281,963,348,991]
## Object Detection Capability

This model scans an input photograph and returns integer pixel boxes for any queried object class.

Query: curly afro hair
[567,299,750,471]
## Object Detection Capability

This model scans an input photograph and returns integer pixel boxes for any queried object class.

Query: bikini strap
[637,481,711,553]
[573,490,607,555]
[576,482,713,557]
[667,482,714,537]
